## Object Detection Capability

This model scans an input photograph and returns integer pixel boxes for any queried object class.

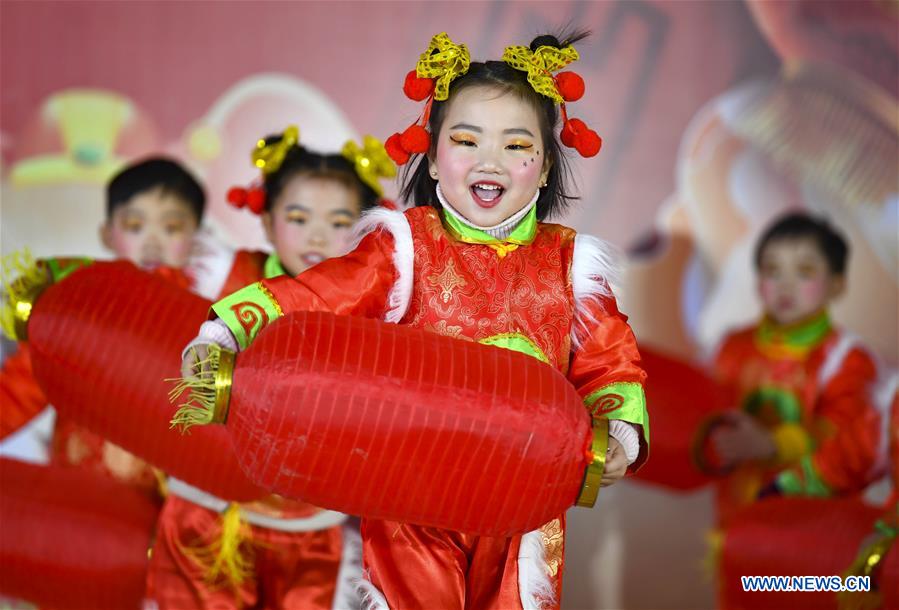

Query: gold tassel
[702,528,724,581]
[168,345,222,432]
[837,532,895,610]
[179,503,254,591]
[0,249,50,341]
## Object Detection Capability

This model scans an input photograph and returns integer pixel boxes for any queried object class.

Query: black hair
[107,157,205,222]
[259,136,381,213]
[400,31,590,221]
[754,212,850,275]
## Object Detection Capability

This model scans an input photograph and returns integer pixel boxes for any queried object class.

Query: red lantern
[187,312,603,537]
[0,458,157,609]
[24,261,265,501]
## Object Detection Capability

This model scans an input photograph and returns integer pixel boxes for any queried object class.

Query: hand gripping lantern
[173,311,610,537]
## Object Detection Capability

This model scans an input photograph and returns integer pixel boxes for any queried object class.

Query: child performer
[695,213,883,525]
[1,157,204,494]
[147,126,393,610]
[182,32,649,609]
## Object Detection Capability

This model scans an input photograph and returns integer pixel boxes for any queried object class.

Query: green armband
[211,281,283,349]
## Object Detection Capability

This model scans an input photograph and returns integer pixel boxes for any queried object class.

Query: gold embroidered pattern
[428,257,467,303]
[540,518,564,578]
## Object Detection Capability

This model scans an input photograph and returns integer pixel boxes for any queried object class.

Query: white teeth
[473,183,501,190]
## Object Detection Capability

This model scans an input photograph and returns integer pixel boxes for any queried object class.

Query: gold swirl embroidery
[424,319,464,339]
[428,258,467,303]
[540,518,564,578]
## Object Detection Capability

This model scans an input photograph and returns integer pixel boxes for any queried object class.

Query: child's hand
[601,437,628,486]
[711,411,776,467]
[181,343,210,378]
[180,319,239,377]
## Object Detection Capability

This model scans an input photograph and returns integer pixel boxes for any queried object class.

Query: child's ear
[99,222,114,252]
[428,157,439,180]
[829,274,846,300]
[261,212,275,245]
[539,160,552,187]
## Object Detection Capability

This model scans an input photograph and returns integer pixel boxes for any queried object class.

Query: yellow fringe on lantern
[0,249,49,340]
[168,345,222,433]
[702,528,725,581]
[179,503,254,591]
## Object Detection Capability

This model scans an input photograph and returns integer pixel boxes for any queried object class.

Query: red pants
[147,496,343,610]
[361,518,564,610]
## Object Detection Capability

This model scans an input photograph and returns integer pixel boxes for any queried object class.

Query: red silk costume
[697,314,882,525]
[211,207,649,609]
[148,249,350,610]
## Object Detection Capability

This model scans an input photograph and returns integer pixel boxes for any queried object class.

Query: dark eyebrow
[284,204,311,213]
[504,128,535,137]
[449,123,482,132]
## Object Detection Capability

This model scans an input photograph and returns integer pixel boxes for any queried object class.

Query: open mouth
[469,181,505,208]
[300,252,326,267]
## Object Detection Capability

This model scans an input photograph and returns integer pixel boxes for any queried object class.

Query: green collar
[264,253,288,279]
[756,311,832,351]
[441,205,538,246]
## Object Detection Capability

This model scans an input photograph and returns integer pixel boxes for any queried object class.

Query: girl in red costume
[695,213,885,525]
[183,31,649,609]
[147,126,393,610]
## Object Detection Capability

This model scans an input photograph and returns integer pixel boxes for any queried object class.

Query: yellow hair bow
[415,32,470,101]
[341,135,396,197]
[501,44,579,103]
[252,125,299,175]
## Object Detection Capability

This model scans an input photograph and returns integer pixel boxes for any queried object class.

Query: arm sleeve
[211,230,399,349]
[567,295,649,471]
[776,347,880,497]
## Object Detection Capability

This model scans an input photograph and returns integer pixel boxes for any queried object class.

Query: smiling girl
[183,33,648,609]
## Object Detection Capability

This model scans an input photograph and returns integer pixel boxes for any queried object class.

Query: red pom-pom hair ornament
[400,125,430,154]
[227,185,266,215]
[555,71,585,102]
[384,133,411,165]
[560,116,602,158]
[403,70,435,101]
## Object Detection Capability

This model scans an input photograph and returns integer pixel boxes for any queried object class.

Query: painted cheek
[759,279,779,303]
[510,160,543,188]
[272,219,307,253]
[799,279,827,304]
[165,239,192,266]
[109,230,142,262]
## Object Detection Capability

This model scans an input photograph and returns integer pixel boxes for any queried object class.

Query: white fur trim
[571,233,621,349]
[166,478,347,532]
[332,523,363,610]
[518,530,556,610]
[356,570,390,610]
[817,333,860,388]
[352,208,414,323]
[608,419,640,465]
[186,228,238,301]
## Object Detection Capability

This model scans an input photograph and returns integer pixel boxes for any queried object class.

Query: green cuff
[776,455,832,497]
[211,281,282,349]
[584,381,649,446]
[45,257,93,283]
